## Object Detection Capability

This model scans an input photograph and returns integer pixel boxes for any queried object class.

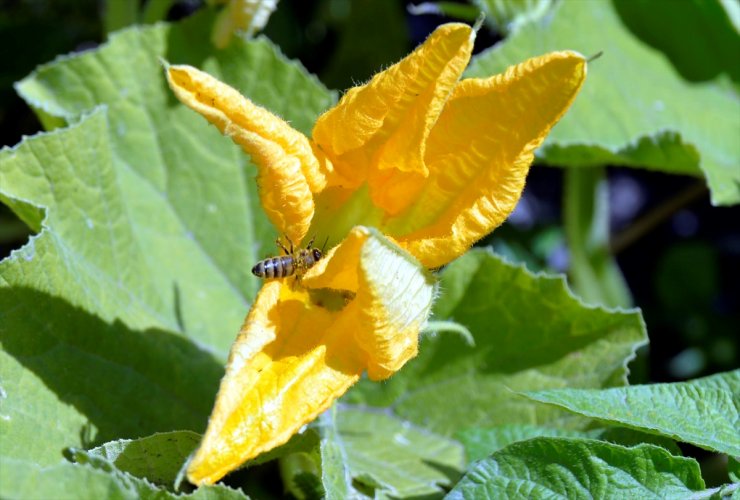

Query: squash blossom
[166,22,586,485]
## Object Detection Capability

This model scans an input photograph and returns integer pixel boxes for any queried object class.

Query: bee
[252,235,323,279]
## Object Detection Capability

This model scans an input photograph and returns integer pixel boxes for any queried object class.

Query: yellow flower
[166,22,586,485]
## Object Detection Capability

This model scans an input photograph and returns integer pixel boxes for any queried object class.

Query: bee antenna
[322,236,329,252]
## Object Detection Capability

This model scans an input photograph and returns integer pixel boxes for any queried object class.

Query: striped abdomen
[252,256,295,278]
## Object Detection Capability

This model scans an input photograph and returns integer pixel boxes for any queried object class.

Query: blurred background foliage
[1,0,738,385]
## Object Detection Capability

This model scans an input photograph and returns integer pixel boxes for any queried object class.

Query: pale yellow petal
[305,227,435,380]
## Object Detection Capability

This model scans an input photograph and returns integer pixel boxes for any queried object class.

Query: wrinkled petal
[186,227,434,485]
[382,51,587,267]
[312,23,474,214]
[304,227,435,379]
[167,64,324,244]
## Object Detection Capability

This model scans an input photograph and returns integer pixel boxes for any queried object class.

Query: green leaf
[14,13,334,343]
[595,427,682,457]
[467,0,740,206]
[612,0,740,84]
[78,431,201,488]
[457,425,599,462]
[525,370,740,456]
[346,249,647,435]
[278,411,354,500]
[336,406,464,498]
[446,438,705,499]
[457,424,681,463]
[0,134,225,459]
[316,409,352,500]
[472,0,554,35]
[277,406,464,499]
[0,457,245,500]
[0,8,333,483]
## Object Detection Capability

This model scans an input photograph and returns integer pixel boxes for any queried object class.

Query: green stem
[423,320,475,346]
[103,0,139,35]
[564,168,632,308]
[142,0,176,24]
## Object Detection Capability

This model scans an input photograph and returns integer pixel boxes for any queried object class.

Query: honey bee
[252,235,323,279]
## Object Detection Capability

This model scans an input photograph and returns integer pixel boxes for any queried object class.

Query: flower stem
[563,167,632,308]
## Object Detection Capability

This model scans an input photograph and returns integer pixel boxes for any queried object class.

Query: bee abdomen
[252,256,294,278]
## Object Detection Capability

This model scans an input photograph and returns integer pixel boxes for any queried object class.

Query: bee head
[312,248,322,261]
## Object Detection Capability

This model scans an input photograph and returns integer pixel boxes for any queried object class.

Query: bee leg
[285,234,295,254]
[276,236,291,255]
[306,235,316,250]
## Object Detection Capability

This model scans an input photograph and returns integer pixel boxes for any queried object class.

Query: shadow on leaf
[0,286,223,449]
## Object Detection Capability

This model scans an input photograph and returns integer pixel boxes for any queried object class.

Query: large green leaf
[0,117,225,468]
[279,406,465,499]
[326,407,464,498]
[457,424,681,463]
[13,12,334,349]
[0,10,334,495]
[316,410,353,500]
[346,249,647,436]
[0,457,245,500]
[525,369,740,457]
[79,431,202,489]
[457,425,597,462]
[337,407,465,498]
[612,0,740,84]
[467,0,740,206]
[446,438,705,499]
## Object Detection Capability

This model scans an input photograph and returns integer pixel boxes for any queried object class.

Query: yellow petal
[383,51,587,267]
[312,23,474,214]
[166,64,324,244]
[304,227,436,380]
[187,227,434,485]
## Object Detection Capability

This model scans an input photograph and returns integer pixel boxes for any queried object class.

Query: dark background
[1,0,738,386]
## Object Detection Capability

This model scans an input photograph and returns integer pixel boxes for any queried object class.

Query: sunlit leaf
[468,0,740,206]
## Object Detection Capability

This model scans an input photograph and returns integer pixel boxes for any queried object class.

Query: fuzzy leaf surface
[525,370,740,456]
[467,0,740,206]
[345,250,647,436]
[82,431,201,488]
[0,11,333,495]
[446,438,705,499]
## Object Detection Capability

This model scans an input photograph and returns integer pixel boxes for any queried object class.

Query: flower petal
[304,227,436,380]
[166,64,323,244]
[312,23,474,214]
[186,227,434,485]
[384,51,588,267]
